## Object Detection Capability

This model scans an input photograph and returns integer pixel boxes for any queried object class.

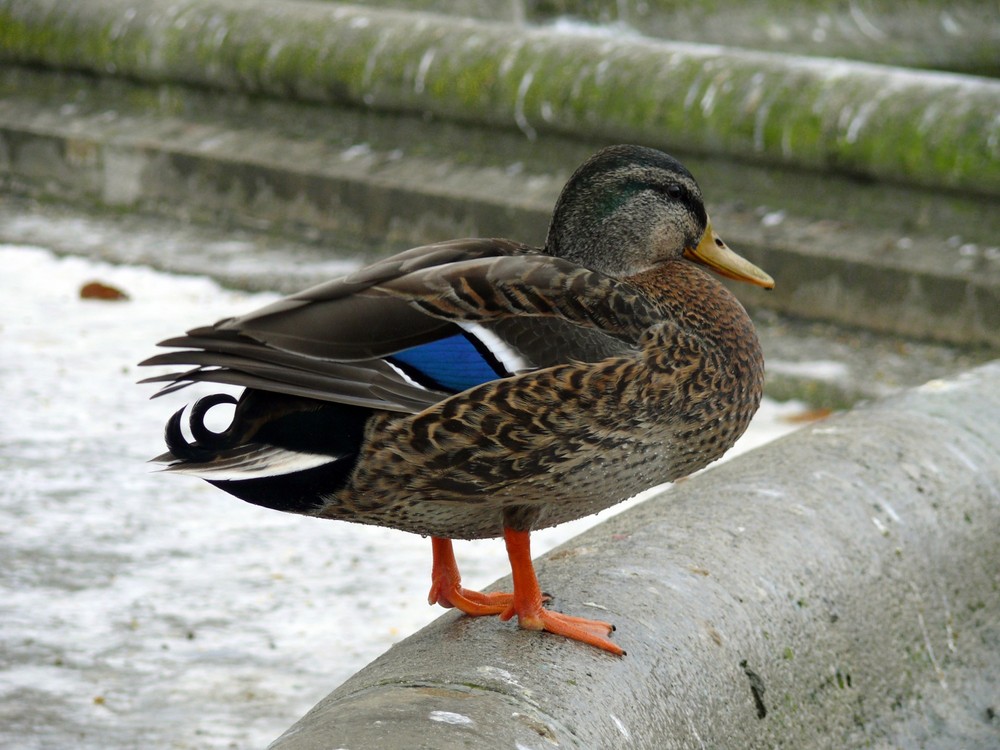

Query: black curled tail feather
[165,393,239,462]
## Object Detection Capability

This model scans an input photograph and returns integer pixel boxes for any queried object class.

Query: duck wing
[140,238,655,414]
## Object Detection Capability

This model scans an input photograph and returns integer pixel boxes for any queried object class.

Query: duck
[140,144,774,656]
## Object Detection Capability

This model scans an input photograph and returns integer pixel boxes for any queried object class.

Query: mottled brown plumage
[141,144,774,655]
[328,259,763,538]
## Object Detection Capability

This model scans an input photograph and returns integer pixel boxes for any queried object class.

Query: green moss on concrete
[1,0,998,196]
[0,12,58,64]
[0,2,152,76]
[346,0,1000,75]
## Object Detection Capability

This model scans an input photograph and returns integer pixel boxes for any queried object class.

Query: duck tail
[163,393,242,463]
[155,390,371,516]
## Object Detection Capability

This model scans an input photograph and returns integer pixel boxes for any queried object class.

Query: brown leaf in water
[781,407,833,424]
[80,280,129,301]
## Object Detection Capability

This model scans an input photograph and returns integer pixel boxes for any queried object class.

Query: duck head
[545,144,774,289]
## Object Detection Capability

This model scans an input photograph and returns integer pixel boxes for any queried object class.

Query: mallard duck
[140,144,773,656]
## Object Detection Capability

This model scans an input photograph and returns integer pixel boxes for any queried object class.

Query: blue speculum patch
[389,333,505,392]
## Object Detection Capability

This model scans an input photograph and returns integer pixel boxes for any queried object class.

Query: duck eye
[665,184,684,200]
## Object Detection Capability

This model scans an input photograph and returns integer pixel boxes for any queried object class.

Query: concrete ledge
[2,195,990,412]
[268,362,1000,749]
[1,0,998,195]
[2,1,999,348]
[349,0,1000,75]
[2,67,999,349]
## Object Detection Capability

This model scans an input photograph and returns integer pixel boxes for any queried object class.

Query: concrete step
[2,0,997,194]
[2,65,999,350]
[345,0,1000,75]
[1,195,990,411]
[1,0,999,349]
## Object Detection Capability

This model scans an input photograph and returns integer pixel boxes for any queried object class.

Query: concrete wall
[268,362,1000,749]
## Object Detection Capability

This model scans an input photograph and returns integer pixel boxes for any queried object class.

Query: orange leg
[498,528,624,656]
[427,537,512,616]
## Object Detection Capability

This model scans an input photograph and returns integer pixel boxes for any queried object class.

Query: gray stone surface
[268,362,1000,749]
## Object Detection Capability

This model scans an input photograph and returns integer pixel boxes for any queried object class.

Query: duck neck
[626,259,761,349]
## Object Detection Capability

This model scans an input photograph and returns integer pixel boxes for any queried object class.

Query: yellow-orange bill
[684,219,775,289]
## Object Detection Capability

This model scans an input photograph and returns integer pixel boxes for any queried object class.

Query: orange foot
[500,602,620,654]
[428,537,512,616]
[500,528,624,656]
[428,532,624,656]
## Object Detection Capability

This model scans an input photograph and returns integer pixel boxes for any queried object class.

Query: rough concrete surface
[268,363,1000,749]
